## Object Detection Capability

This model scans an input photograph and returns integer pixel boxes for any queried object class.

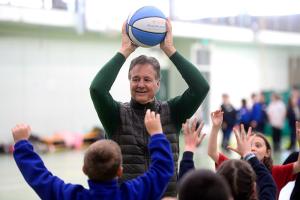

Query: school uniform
[13,134,174,200]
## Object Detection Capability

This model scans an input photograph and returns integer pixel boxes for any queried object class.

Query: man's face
[129,63,160,104]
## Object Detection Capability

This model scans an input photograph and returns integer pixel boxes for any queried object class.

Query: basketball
[126,6,167,47]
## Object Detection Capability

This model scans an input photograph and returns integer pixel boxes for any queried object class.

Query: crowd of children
[220,88,300,153]
[12,109,300,200]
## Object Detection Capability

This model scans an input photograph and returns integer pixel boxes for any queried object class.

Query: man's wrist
[119,48,132,59]
[164,48,176,57]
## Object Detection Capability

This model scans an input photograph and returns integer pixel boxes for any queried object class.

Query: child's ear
[116,166,123,178]
[266,149,271,158]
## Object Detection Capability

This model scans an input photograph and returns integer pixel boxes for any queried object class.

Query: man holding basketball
[90,19,209,197]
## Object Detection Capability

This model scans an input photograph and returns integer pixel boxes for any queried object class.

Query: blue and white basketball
[126,6,167,47]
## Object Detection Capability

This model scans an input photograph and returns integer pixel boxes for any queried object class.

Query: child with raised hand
[12,109,174,200]
[178,118,206,180]
[208,110,300,199]
[177,118,231,200]
[220,124,277,200]
[207,110,224,163]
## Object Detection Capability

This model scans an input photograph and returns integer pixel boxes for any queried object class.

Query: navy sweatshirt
[13,134,174,200]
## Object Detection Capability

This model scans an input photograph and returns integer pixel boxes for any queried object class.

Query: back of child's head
[83,139,122,182]
[178,169,231,200]
[254,132,273,171]
[217,159,257,200]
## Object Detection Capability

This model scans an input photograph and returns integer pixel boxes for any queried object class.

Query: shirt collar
[88,179,118,191]
[130,98,157,111]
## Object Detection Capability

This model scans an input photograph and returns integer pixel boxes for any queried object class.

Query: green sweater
[90,51,209,137]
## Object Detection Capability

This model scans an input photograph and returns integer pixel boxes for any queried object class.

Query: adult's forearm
[167,52,209,126]
[90,53,126,93]
[169,52,209,97]
[207,126,220,163]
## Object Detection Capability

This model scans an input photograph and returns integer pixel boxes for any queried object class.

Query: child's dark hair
[83,140,122,182]
[254,132,273,171]
[178,169,231,200]
[217,159,257,200]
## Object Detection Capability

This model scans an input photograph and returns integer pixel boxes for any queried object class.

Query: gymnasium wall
[1,23,300,142]
[0,24,122,141]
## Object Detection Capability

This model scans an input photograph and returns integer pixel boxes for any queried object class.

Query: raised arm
[293,121,300,174]
[178,118,206,180]
[12,124,83,200]
[207,110,223,163]
[90,22,137,137]
[247,156,277,200]
[125,110,174,200]
[163,20,209,128]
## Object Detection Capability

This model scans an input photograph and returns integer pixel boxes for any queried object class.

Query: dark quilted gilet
[111,99,179,197]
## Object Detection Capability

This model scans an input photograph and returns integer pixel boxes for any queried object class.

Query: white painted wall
[210,43,261,110]
[209,42,300,111]
[1,26,300,142]
[0,35,118,141]
[0,36,100,140]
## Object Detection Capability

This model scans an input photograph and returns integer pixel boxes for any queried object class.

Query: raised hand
[160,18,176,57]
[119,21,138,58]
[227,124,254,157]
[144,109,162,136]
[211,110,223,128]
[182,118,206,152]
[208,110,224,163]
[12,124,31,143]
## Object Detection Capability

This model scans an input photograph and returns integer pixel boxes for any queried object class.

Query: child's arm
[12,124,84,200]
[247,156,277,200]
[293,121,300,174]
[125,110,174,200]
[178,118,205,180]
[207,110,223,163]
